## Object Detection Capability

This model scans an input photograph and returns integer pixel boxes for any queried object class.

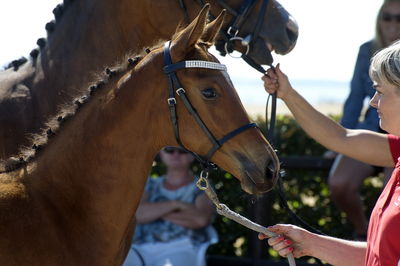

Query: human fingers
[262,75,278,93]
[261,72,278,85]
[177,201,190,210]
[275,63,290,82]
[270,238,292,251]
[257,233,282,242]
[277,246,294,258]
[267,224,292,236]
[258,233,269,240]
[275,63,283,76]
[265,67,278,80]
[258,225,293,242]
[267,235,285,246]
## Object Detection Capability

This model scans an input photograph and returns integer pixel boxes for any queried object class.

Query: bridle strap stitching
[164,60,227,74]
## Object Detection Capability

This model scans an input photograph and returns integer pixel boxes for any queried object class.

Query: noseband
[163,41,257,167]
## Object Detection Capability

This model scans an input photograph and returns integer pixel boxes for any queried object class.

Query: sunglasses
[163,147,188,154]
[381,13,400,23]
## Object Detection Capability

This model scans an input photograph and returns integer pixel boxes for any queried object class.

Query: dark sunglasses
[381,12,400,23]
[163,147,188,154]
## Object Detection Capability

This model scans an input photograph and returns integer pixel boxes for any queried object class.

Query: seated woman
[123,147,216,266]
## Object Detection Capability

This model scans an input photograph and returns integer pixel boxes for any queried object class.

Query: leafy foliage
[150,115,384,260]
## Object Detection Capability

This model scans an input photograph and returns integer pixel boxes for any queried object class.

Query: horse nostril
[265,160,275,180]
[286,28,297,43]
[286,17,299,43]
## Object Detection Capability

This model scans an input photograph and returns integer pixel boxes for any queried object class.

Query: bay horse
[0,7,279,265]
[0,0,298,159]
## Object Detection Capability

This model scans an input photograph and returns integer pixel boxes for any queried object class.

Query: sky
[0,0,384,109]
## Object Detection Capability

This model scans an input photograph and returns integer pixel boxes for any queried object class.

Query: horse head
[151,5,280,194]
[147,0,298,67]
[216,0,298,65]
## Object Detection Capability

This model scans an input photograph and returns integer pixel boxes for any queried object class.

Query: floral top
[134,176,209,246]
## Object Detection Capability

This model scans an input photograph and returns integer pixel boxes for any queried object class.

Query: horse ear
[201,10,226,47]
[171,4,210,57]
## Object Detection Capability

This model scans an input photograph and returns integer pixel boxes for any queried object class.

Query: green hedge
[150,115,384,261]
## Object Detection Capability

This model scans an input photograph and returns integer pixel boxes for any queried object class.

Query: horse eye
[202,88,218,99]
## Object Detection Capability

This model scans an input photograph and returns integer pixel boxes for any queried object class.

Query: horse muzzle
[239,156,279,194]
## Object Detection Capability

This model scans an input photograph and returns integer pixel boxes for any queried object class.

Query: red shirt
[365,134,400,265]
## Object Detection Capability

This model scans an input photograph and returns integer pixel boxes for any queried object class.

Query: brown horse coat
[0,7,279,265]
[0,0,298,159]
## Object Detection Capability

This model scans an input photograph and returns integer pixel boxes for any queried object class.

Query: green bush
[150,115,384,261]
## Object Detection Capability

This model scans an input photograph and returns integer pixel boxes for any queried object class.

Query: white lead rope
[196,171,296,266]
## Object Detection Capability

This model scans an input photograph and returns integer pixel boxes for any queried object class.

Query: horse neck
[34,0,234,86]
[26,0,188,127]
[33,0,157,93]
[28,57,172,255]
[38,0,188,77]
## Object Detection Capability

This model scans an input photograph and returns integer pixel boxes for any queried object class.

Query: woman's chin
[380,121,399,135]
[379,120,386,132]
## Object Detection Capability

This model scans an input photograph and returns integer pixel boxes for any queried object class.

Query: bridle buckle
[167,97,176,105]
[227,26,239,37]
[176,88,186,95]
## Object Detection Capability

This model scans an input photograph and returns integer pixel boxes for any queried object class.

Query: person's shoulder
[148,175,165,183]
[145,175,165,190]
[358,41,373,55]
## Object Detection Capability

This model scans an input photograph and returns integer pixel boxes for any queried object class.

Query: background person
[123,146,216,266]
[326,0,400,239]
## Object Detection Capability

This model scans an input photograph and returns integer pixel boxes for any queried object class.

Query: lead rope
[196,170,296,266]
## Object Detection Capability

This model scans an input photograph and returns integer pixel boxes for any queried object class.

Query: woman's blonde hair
[373,0,400,53]
[370,40,400,87]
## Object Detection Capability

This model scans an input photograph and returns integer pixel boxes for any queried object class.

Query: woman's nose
[369,92,379,108]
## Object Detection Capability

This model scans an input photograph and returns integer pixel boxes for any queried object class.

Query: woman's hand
[258,224,312,258]
[173,200,191,211]
[262,64,293,100]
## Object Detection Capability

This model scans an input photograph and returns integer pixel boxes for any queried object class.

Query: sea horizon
[233,77,350,117]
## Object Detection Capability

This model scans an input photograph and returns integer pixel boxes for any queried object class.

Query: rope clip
[196,170,209,190]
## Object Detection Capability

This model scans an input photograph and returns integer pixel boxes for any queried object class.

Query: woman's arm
[135,192,182,224]
[259,224,366,266]
[162,194,215,229]
[263,65,394,167]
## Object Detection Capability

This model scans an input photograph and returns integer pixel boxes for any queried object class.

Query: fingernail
[285,240,291,245]
[289,247,294,252]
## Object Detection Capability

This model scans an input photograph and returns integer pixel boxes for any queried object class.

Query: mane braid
[0,54,144,174]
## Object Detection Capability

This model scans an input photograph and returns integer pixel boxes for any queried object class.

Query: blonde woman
[260,40,400,265]
[326,0,400,239]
